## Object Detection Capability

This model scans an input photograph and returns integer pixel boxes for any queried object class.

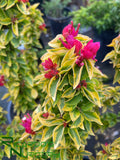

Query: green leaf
[60,149,68,160]
[2,93,10,100]
[21,105,27,113]
[63,104,76,111]
[10,87,19,100]
[16,2,27,14]
[113,69,120,84]
[79,150,92,156]
[62,87,76,98]
[61,47,75,66]
[0,18,11,25]
[83,112,103,125]
[109,154,120,159]
[69,109,80,121]
[25,75,33,87]
[84,59,94,79]
[68,74,73,86]
[38,117,64,127]
[73,64,83,89]
[53,125,64,149]
[41,126,55,142]
[12,22,18,36]
[11,37,20,48]
[5,29,13,44]
[60,58,76,74]
[71,114,84,129]
[58,73,68,90]
[17,58,26,65]
[73,154,80,160]
[5,146,10,158]
[57,98,65,114]
[84,119,95,136]
[48,77,60,101]
[102,50,114,62]
[0,0,7,8]
[31,88,38,99]
[0,8,7,19]
[82,82,101,107]
[65,93,82,106]
[53,91,62,107]
[6,0,15,10]
[68,128,81,150]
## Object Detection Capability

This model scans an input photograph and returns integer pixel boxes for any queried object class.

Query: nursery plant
[0,0,46,115]
[72,0,120,33]
[94,35,120,160]
[42,0,72,36]
[71,0,120,61]
[42,0,71,18]
[5,22,118,160]
[0,2,120,157]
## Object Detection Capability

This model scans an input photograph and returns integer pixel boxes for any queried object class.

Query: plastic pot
[6,101,16,124]
[93,28,118,62]
[47,7,72,37]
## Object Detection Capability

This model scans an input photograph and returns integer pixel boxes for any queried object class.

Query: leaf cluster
[72,0,120,33]
[42,0,72,18]
[0,0,46,114]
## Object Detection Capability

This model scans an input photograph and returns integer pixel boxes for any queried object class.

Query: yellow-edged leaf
[71,114,84,129]
[16,2,27,14]
[61,47,75,66]
[19,132,29,140]
[2,93,10,100]
[5,145,10,158]
[69,109,80,121]
[53,125,64,149]
[84,59,94,79]
[62,87,76,98]
[60,149,68,160]
[0,0,7,8]
[73,64,83,89]
[82,83,101,107]
[31,88,38,99]
[68,128,81,150]
[83,112,102,125]
[102,50,115,62]
[48,34,65,48]
[48,76,60,101]
[6,0,15,10]
[12,22,18,36]
[41,126,55,142]
[60,58,76,74]
[58,73,68,90]
[84,119,95,136]
[38,117,64,127]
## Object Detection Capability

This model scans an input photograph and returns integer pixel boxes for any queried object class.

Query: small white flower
[22,117,26,121]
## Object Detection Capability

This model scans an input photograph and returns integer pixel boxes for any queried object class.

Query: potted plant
[0,0,46,117]
[72,0,120,62]
[42,0,72,37]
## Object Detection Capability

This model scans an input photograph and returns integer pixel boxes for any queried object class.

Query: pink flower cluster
[59,21,100,67]
[59,21,82,55]
[39,23,46,31]
[42,58,59,79]
[0,75,5,86]
[18,0,29,3]
[20,113,35,135]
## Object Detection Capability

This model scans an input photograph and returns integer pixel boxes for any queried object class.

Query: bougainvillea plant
[0,0,46,114]
[94,34,120,160]
[13,21,119,160]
